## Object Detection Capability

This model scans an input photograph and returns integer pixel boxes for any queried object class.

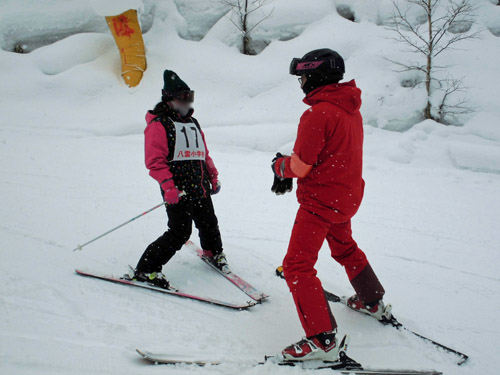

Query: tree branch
[385,0,480,124]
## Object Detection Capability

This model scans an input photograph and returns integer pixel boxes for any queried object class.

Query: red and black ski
[323,291,469,366]
[75,269,256,310]
[185,240,269,303]
[275,265,468,365]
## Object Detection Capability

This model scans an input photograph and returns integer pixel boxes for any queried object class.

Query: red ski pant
[283,207,369,337]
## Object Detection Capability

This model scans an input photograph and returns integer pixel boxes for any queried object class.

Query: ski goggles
[173,90,195,103]
[289,58,325,75]
[289,57,345,76]
[163,89,195,103]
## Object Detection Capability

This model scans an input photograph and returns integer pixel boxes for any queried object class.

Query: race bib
[172,122,206,161]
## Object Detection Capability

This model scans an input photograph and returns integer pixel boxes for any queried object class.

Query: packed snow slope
[1,1,500,375]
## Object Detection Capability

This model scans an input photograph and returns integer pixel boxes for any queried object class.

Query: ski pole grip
[276,265,285,279]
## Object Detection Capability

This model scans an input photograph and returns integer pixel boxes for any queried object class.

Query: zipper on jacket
[200,160,207,197]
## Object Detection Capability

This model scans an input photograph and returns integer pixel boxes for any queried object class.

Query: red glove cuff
[273,157,287,178]
[160,178,175,191]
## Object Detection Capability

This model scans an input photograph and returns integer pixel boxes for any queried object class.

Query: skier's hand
[161,179,183,205]
[271,175,293,195]
[211,179,221,195]
[163,187,183,204]
[271,153,292,195]
[271,152,288,178]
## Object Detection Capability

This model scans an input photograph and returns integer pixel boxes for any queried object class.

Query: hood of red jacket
[303,80,362,114]
[145,111,157,124]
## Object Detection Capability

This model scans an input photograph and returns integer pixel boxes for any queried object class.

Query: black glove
[271,153,293,195]
[271,175,293,195]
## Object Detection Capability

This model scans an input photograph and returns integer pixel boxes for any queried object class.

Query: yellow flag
[106,9,147,87]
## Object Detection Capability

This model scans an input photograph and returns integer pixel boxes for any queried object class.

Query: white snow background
[1,0,499,374]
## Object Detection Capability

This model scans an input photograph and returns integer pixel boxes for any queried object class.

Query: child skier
[134,70,227,289]
[271,49,391,362]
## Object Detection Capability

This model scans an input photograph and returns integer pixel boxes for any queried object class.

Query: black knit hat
[162,70,194,102]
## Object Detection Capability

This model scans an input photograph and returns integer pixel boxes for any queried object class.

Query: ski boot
[346,295,393,322]
[202,250,230,273]
[133,271,171,290]
[281,330,349,363]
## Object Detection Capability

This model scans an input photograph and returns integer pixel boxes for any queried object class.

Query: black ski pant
[135,195,223,273]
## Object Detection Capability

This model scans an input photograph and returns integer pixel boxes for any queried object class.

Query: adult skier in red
[272,49,391,362]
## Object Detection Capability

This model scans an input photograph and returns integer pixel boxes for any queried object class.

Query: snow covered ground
[1,1,500,374]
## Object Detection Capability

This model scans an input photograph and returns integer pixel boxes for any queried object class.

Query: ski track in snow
[384,254,500,283]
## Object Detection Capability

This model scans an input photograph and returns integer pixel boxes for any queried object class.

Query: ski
[328,292,468,366]
[337,372,441,375]
[276,265,468,365]
[136,349,442,374]
[75,269,256,310]
[186,240,269,302]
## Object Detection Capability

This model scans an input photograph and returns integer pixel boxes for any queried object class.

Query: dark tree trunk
[241,0,255,55]
[243,35,255,55]
[242,0,249,55]
[424,0,434,120]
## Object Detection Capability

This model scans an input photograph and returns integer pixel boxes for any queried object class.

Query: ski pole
[72,192,186,252]
[403,327,469,365]
[72,202,166,251]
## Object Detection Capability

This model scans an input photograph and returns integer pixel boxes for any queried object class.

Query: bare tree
[386,0,480,123]
[219,0,274,55]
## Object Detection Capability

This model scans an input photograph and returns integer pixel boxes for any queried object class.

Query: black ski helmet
[289,48,345,94]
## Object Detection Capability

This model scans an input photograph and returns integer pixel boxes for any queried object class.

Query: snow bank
[30,33,114,76]
[173,0,230,41]
[1,0,499,162]
[448,138,500,173]
[89,0,144,17]
[446,113,500,173]
[0,0,106,52]
[479,1,500,36]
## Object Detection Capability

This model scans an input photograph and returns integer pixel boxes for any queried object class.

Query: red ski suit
[282,81,384,337]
